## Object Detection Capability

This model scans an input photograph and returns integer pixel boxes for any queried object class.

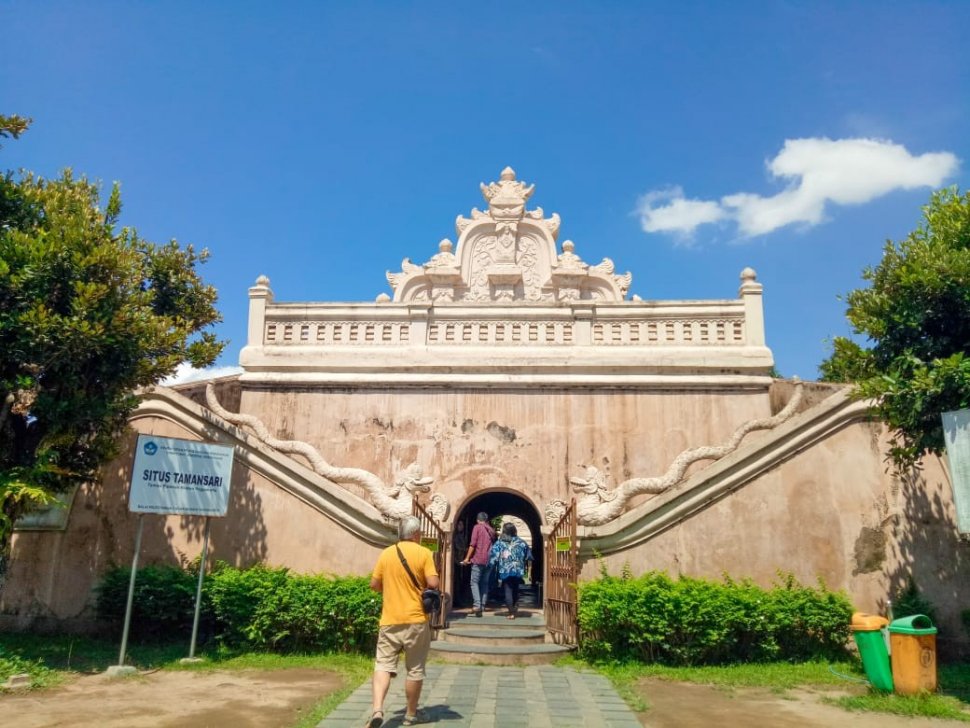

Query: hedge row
[578,570,853,665]
[98,562,853,663]
[96,563,380,653]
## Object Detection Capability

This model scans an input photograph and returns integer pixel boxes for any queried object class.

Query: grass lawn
[566,656,970,722]
[0,632,372,728]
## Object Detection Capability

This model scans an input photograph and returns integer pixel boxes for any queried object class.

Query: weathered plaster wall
[238,386,772,512]
[7,384,968,656]
[586,418,970,652]
[1,414,381,628]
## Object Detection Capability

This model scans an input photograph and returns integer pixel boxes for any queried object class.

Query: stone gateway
[5,168,969,654]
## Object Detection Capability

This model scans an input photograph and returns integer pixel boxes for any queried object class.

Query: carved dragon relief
[205,384,450,523]
[544,381,805,526]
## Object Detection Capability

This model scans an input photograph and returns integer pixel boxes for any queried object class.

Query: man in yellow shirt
[367,515,440,727]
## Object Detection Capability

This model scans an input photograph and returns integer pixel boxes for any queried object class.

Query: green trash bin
[851,612,893,692]
[889,614,937,695]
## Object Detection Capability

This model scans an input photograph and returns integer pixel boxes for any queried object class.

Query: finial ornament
[480,167,535,208]
[739,267,762,295]
[255,274,270,287]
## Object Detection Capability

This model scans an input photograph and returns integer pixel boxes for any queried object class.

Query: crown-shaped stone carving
[479,166,535,222]
[383,167,632,303]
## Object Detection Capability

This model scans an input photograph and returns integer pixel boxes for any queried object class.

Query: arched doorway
[451,490,544,613]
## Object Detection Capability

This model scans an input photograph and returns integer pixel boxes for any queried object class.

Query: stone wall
[1,413,382,631]
[4,383,968,658]
[237,386,773,515]
[586,418,970,655]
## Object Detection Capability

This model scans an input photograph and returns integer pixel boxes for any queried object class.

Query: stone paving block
[318,664,641,728]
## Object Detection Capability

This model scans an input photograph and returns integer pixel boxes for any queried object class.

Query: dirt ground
[3,669,968,727]
[637,678,969,727]
[0,668,342,728]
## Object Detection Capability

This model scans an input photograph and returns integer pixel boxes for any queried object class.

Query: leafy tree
[0,114,31,147]
[0,117,224,581]
[820,187,970,468]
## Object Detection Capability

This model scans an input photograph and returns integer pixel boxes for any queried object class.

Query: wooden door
[544,498,578,644]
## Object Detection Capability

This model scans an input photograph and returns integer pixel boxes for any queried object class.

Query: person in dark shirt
[459,511,496,616]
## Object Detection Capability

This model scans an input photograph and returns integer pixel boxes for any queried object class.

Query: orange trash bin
[888,614,937,695]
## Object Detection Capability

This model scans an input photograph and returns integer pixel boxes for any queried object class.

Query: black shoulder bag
[395,544,441,616]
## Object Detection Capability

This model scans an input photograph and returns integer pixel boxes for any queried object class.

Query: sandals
[366,711,384,727]
[402,708,429,725]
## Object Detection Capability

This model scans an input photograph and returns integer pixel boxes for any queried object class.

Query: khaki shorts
[374,622,432,680]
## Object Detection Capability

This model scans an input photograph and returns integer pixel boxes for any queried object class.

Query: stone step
[446,611,545,630]
[429,640,573,666]
[442,627,547,647]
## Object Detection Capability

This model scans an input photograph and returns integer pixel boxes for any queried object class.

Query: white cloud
[639,138,959,238]
[162,363,243,386]
[638,186,726,237]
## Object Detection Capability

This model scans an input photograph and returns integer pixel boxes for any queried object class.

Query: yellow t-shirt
[373,540,438,626]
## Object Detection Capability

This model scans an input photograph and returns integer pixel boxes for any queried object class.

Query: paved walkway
[318,664,641,727]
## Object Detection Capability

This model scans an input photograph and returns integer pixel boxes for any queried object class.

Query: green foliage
[0,475,58,544]
[96,564,200,641]
[820,187,970,468]
[890,579,938,624]
[577,569,853,665]
[0,641,57,688]
[832,692,970,722]
[206,564,381,652]
[96,563,381,654]
[0,118,224,565]
[0,115,30,146]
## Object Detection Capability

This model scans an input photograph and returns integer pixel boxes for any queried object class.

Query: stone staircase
[430,585,574,665]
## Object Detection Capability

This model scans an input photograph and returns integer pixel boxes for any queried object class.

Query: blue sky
[2,2,968,379]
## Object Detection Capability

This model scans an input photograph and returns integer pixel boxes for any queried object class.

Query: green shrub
[0,644,55,687]
[96,564,200,640]
[96,563,381,654]
[206,564,381,652]
[890,579,937,624]
[577,569,852,665]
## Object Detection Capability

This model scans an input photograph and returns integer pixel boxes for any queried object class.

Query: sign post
[106,434,233,675]
[186,517,212,661]
[110,514,144,676]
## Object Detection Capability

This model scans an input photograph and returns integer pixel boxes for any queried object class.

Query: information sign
[129,434,234,516]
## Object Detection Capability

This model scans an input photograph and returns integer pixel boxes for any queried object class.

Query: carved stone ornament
[385,167,632,303]
[545,381,805,526]
[205,384,450,524]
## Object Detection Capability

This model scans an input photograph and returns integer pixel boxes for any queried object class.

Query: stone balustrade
[257,301,748,349]
[240,271,770,388]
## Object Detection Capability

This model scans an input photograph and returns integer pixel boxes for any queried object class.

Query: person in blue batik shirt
[488,522,533,619]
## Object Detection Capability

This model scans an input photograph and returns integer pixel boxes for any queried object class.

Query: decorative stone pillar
[247,275,273,347]
[572,302,594,346]
[550,241,589,301]
[739,267,765,347]
[409,304,430,344]
[425,239,462,302]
